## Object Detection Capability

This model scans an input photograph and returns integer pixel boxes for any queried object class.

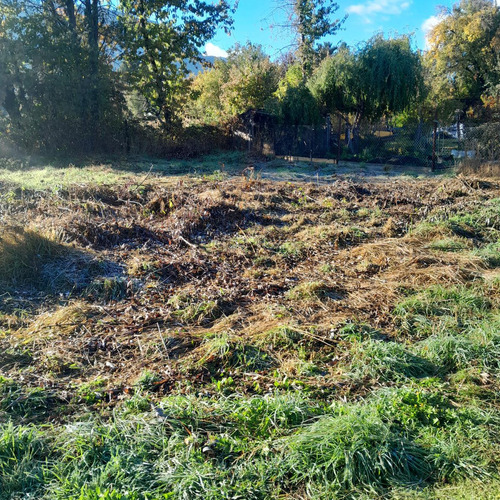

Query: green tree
[310,35,424,152]
[187,43,280,125]
[425,0,500,111]
[118,0,235,128]
[0,0,123,153]
[276,0,345,77]
[274,64,320,126]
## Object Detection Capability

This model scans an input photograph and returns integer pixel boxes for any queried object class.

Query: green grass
[1,388,497,500]
[473,241,500,268]
[0,152,248,191]
[0,164,139,191]
[427,237,469,252]
[418,314,500,376]
[412,198,500,244]
[393,285,492,337]
[186,332,274,374]
[347,339,437,381]
[168,293,222,325]
[285,406,431,495]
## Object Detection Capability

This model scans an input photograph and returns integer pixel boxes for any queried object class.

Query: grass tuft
[0,228,68,287]
[284,407,430,495]
[348,339,436,381]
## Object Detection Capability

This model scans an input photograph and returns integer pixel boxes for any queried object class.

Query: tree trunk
[66,0,76,33]
[3,85,21,122]
[336,114,342,164]
[350,125,360,155]
[432,109,438,172]
[413,119,423,156]
[349,108,363,155]
[84,0,100,149]
[137,0,168,128]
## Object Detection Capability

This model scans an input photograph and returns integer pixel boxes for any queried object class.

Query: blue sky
[204,0,465,58]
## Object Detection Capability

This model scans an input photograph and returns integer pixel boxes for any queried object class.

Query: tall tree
[274,0,345,77]
[310,35,424,152]
[0,0,122,152]
[425,0,500,110]
[118,0,236,128]
[187,43,279,125]
[274,64,320,126]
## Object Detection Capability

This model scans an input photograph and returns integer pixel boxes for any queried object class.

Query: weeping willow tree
[309,35,425,153]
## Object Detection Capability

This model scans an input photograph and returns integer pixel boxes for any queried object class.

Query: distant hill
[185,55,225,76]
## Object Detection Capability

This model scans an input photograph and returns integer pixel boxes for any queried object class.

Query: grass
[285,281,338,301]
[187,332,273,374]
[0,228,68,286]
[285,407,431,494]
[86,277,129,302]
[393,285,492,337]
[1,387,498,499]
[0,152,249,191]
[1,164,500,499]
[168,293,223,325]
[0,164,139,191]
[411,198,500,244]
[418,313,500,375]
[347,339,437,381]
[427,237,469,252]
[473,241,500,268]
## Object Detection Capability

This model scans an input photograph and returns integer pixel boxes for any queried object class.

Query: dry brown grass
[0,174,498,394]
[0,227,67,285]
[459,161,500,178]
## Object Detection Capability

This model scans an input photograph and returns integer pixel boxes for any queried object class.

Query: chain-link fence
[237,111,500,171]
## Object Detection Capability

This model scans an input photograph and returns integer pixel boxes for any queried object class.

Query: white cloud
[421,14,445,49]
[347,0,411,23]
[204,43,228,58]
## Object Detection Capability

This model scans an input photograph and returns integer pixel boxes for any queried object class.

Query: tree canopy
[0,0,122,152]
[118,0,235,128]
[187,43,279,125]
[276,0,345,77]
[0,0,498,156]
[425,0,500,112]
[274,64,320,126]
[309,35,424,150]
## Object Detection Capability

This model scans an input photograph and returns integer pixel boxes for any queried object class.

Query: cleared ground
[0,155,499,499]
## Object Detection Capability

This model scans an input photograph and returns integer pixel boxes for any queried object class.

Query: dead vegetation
[0,173,499,400]
[2,169,500,499]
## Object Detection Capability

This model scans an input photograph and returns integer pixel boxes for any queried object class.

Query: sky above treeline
[204,0,498,58]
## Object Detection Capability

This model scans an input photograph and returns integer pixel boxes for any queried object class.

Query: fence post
[432,116,438,172]
[337,115,342,165]
[310,126,314,165]
[326,115,331,153]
